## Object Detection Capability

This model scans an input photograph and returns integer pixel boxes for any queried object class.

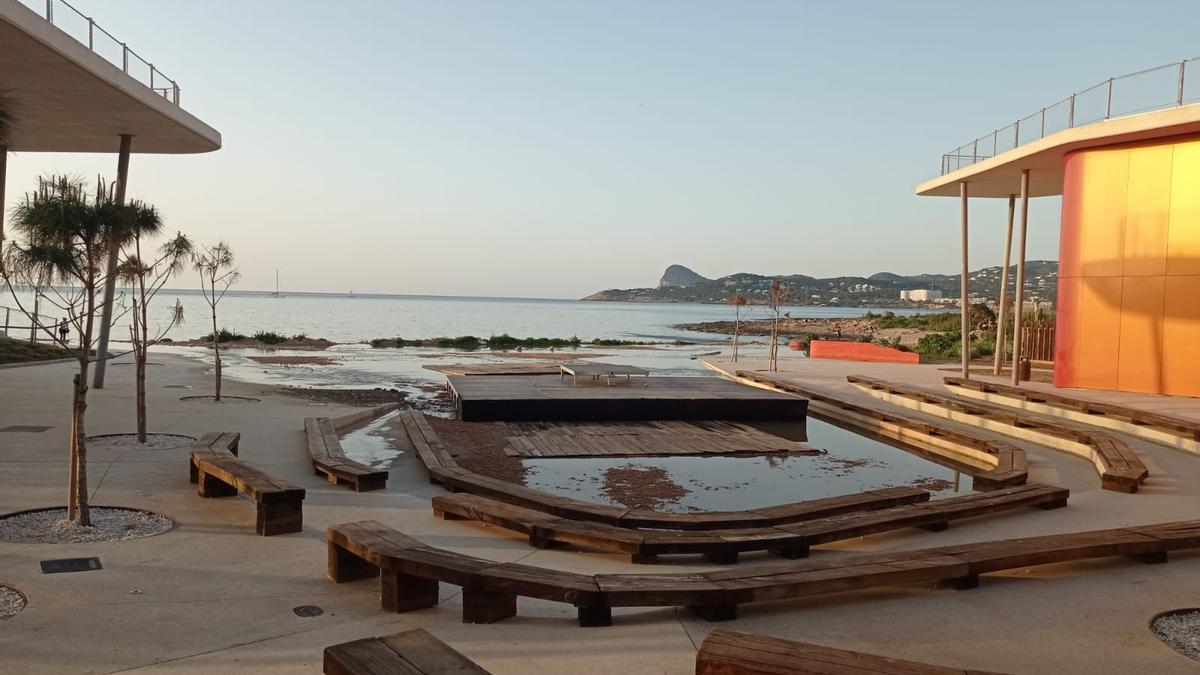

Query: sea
[5,288,941,396]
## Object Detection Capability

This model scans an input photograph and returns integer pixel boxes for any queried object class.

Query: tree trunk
[732,317,740,362]
[73,358,91,526]
[211,307,221,401]
[68,374,80,520]
[134,295,148,443]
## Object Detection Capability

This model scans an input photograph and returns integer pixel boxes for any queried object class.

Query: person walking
[58,318,70,346]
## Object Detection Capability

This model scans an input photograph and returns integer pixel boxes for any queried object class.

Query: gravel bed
[0,585,25,619]
[88,433,195,451]
[0,507,174,544]
[1153,610,1200,661]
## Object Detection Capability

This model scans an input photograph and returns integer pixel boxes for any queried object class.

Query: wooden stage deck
[447,374,808,422]
[497,420,817,457]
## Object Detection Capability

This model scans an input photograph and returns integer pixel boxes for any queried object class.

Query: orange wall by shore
[1055,135,1200,396]
[808,340,920,365]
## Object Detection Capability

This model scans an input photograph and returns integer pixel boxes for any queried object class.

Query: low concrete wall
[808,340,919,365]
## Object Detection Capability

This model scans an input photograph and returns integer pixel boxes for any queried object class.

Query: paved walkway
[0,351,1198,673]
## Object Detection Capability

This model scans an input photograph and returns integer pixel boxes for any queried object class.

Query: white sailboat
[267,270,284,298]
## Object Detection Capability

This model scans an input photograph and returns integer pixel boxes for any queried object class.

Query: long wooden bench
[945,376,1200,454]
[304,417,389,491]
[188,432,306,536]
[327,518,1198,627]
[696,629,1010,675]
[433,483,1069,564]
[848,375,1149,493]
[734,371,1027,490]
[324,628,491,674]
[399,410,931,530]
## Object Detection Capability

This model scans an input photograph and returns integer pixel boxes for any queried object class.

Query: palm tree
[2,176,130,525]
[118,201,191,442]
[193,242,240,401]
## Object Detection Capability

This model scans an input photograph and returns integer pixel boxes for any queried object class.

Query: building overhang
[915,103,1200,198]
[0,0,220,154]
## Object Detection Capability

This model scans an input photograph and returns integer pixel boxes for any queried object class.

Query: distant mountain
[659,264,710,288]
[581,261,1059,307]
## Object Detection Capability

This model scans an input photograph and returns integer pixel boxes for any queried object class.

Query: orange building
[916,59,1200,397]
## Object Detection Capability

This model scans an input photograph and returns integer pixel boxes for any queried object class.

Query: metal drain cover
[40,557,102,574]
[293,605,323,617]
[0,425,52,433]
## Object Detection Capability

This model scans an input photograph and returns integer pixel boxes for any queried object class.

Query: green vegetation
[487,334,581,349]
[252,330,288,344]
[291,333,308,341]
[0,336,75,365]
[867,311,963,332]
[913,331,996,360]
[201,328,247,343]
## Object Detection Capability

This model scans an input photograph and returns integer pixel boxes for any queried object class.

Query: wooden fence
[1020,324,1055,362]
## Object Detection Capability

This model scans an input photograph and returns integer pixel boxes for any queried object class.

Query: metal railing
[0,304,66,345]
[940,57,1200,175]
[16,0,181,105]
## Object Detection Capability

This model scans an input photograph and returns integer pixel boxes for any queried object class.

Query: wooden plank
[377,629,493,674]
[323,637,423,675]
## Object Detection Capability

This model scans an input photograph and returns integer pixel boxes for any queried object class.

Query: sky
[5,1,1200,298]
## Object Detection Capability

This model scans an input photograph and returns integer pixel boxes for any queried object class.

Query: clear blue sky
[7,1,1200,297]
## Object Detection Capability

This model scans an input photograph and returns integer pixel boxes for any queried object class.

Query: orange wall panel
[1123,145,1172,277]
[1167,141,1200,276]
[1078,148,1128,278]
[1056,136,1200,396]
[1162,275,1200,396]
[1116,275,1165,393]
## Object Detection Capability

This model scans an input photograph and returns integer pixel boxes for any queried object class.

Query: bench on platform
[304,417,389,492]
[400,411,931,530]
[848,374,1149,493]
[696,629,1010,675]
[945,375,1200,453]
[733,371,1028,490]
[433,483,1069,564]
[327,517,1197,627]
[188,432,305,536]
[324,628,491,675]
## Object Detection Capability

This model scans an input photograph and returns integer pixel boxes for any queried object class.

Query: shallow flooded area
[522,417,966,512]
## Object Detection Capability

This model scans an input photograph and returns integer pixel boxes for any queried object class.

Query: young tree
[766,279,795,372]
[118,202,191,442]
[193,242,240,401]
[730,292,748,362]
[2,176,131,525]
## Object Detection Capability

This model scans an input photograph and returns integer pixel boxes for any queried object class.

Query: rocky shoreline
[675,317,936,348]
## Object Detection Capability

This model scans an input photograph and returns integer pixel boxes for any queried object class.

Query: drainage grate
[0,425,52,433]
[40,557,102,574]
[292,605,324,617]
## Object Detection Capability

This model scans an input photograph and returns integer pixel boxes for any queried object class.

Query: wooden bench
[433,483,1068,564]
[696,629,1010,675]
[188,432,306,536]
[734,371,1028,490]
[305,417,389,492]
[327,517,1196,627]
[324,628,491,674]
[945,375,1200,453]
[400,410,931,530]
[560,363,650,386]
[848,375,1149,493]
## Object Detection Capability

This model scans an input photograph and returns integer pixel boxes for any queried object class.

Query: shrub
[436,336,482,350]
[253,330,288,344]
[201,328,246,343]
[291,333,308,341]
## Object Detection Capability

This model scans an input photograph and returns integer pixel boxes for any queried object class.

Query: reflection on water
[522,417,964,512]
[337,411,407,469]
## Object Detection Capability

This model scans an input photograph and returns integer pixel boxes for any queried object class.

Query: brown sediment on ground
[601,466,687,510]
[248,355,339,366]
[940,365,1055,384]
[675,317,936,348]
[422,417,527,483]
[414,351,611,361]
[276,387,407,406]
[910,477,958,492]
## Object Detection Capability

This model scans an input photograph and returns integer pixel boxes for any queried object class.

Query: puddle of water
[522,417,966,512]
[337,411,407,469]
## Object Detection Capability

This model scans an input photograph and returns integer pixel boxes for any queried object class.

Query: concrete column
[93,134,133,389]
[1011,170,1031,385]
[959,182,970,379]
[993,194,1016,375]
